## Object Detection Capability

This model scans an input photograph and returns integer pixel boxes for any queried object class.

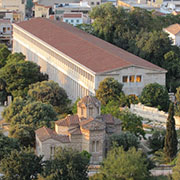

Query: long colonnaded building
[13,18,167,102]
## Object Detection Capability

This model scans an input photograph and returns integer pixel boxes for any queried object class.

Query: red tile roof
[164,23,180,35]
[68,127,82,135]
[36,126,70,142]
[63,13,82,18]
[78,95,100,107]
[15,18,166,73]
[55,114,79,126]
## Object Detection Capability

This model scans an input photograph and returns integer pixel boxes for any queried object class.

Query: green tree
[110,131,139,151]
[0,60,48,97]
[96,77,123,105]
[163,50,180,91]
[120,110,145,139]
[41,148,90,180]
[175,86,180,116]
[0,147,43,180]
[2,97,27,123]
[71,97,80,114]
[164,103,178,162]
[0,45,11,68]
[90,3,118,42]
[148,130,165,153]
[172,153,180,180]
[10,101,57,129]
[91,147,149,180]
[6,52,26,64]
[0,78,7,104]
[9,124,35,147]
[140,83,170,112]
[0,132,20,161]
[27,80,71,114]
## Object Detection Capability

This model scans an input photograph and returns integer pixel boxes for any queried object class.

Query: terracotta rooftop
[15,18,166,74]
[68,127,82,135]
[80,117,105,130]
[55,114,79,126]
[36,126,70,143]
[78,95,100,107]
[164,23,180,35]
[63,13,82,18]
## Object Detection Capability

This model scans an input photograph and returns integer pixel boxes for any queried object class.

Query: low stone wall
[130,104,180,127]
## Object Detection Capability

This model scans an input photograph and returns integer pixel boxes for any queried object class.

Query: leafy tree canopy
[110,131,139,151]
[140,83,170,112]
[6,52,26,64]
[0,45,11,68]
[0,60,48,97]
[90,147,149,180]
[148,130,165,153]
[172,153,180,180]
[0,132,20,161]
[10,101,57,129]
[9,124,35,147]
[27,80,71,114]
[40,148,90,180]
[164,103,178,162]
[0,147,43,180]
[96,77,123,105]
[119,110,145,139]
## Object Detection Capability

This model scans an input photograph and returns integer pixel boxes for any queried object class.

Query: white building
[63,13,90,26]
[13,18,166,102]
[163,23,180,46]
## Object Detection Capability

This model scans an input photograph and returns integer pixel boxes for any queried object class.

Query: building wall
[175,34,180,46]
[0,0,26,20]
[0,22,11,35]
[63,17,83,26]
[89,130,105,164]
[95,66,166,96]
[13,25,95,102]
[34,4,50,18]
[69,134,82,151]
[130,103,180,127]
[36,136,69,160]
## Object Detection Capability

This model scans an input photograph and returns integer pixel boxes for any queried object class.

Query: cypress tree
[164,103,178,162]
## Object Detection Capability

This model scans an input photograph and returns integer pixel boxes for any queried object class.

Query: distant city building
[54,2,91,20]
[163,23,180,46]
[35,96,122,164]
[34,2,51,18]
[13,18,166,102]
[62,12,90,26]
[0,0,26,20]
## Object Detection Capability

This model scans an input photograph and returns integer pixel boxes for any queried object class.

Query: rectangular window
[65,20,68,23]
[136,75,142,82]
[96,141,99,152]
[81,108,84,115]
[89,107,93,117]
[76,19,79,23]
[3,27,6,33]
[91,2,94,5]
[71,19,74,23]
[129,75,135,82]
[97,2,100,5]
[92,141,95,152]
[122,76,128,83]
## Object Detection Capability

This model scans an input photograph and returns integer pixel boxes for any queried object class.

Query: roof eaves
[95,64,167,75]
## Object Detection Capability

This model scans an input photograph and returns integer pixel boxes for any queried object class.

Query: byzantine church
[35,96,122,164]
